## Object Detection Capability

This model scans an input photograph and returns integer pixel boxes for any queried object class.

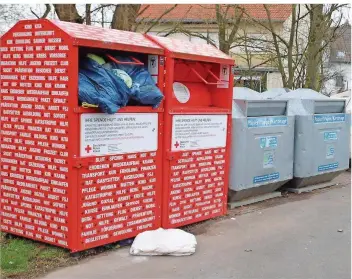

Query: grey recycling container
[229,88,294,201]
[277,89,351,187]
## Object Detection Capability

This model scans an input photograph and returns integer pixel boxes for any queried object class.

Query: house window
[336,51,346,59]
[335,75,344,88]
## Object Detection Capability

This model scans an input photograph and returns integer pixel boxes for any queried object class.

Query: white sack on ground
[130,228,197,256]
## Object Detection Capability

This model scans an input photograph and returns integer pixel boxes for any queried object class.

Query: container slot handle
[188,64,225,85]
[106,54,144,65]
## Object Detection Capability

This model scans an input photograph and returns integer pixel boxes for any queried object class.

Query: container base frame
[285,181,338,194]
[228,191,282,209]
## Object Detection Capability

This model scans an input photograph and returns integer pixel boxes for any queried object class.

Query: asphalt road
[43,173,351,279]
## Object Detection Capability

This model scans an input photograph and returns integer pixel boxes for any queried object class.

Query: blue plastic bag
[79,57,135,114]
[78,73,120,114]
[106,56,164,108]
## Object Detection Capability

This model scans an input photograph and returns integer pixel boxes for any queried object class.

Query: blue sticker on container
[314,114,345,124]
[318,162,339,172]
[253,172,279,184]
[259,136,278,148]
[247,116,288,128]
[263,151,275,168]
[326,145,335,159]
[324,132,338,141]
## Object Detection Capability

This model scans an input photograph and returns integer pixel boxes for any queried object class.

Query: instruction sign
[326,144,335,159]
[248,116,288,128]
[314,114,346,124]
[148,55,158,84]
[259,136,278,149]
[218,64,230,88]
[324,131,338,141]
[171,115,227,151]
[253,172,279,184]
[148,55,158,75]
[80,113,158,157]
[263,150,275,168]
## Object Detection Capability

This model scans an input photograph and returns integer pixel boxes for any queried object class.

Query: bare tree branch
[30,4,51,19]
[30,8,40,19]
[143,4,178,33]
[137,5,150,17]
[263,4,288,86]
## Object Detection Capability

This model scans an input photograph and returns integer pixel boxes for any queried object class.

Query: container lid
[147,34,233,64]
[277,88,329,100]
[260,88,291,99]
[233,87,260,100]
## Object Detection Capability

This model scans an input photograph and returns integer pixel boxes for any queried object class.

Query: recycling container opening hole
[171,59,231,110]
[77,46,164,111]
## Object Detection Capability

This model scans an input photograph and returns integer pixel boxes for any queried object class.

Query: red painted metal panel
[164,147,228,227]
[158,38,234,228]
[1,19,165,252]
[76,146,162,250]
[0,19,75,248]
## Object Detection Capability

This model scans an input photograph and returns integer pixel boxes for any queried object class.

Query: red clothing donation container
[0,19,165,252]
[147,35,234,228]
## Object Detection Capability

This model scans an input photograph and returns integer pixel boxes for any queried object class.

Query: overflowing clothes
[78,54,164,114]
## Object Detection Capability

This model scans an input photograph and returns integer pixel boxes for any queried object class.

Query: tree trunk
[85,4,91,25]
[287,5,296,89]
[111,4,141,31]
[54,4,83,23]
[304,4,325,90]
[216,4,243,55]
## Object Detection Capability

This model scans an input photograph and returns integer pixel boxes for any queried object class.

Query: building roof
[329,24,351,64]
[138,4,292,23]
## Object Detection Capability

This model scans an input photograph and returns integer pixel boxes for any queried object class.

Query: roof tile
[138,4,292,22]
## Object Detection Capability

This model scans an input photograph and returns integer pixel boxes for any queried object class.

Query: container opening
[314,100,345,114]
[170,59,232,110]
[245,101,288,117]
[77,47,163,113]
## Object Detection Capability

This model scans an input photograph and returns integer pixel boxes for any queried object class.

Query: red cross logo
[85,145,92,153]
[174,141,180,148]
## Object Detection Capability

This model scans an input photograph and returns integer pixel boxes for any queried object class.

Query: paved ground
[43,172,351,279]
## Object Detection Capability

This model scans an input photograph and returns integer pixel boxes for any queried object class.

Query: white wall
[266,72,284,89]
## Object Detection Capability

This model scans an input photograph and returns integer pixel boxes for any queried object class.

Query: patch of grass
[0,234,71,279]
[38,246,67,259]
[0,232,133,279]
[1,238,39,277]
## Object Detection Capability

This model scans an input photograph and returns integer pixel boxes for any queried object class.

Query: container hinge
[73,162,84,169]
[72,158,93,168]
[166,151,182,161]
